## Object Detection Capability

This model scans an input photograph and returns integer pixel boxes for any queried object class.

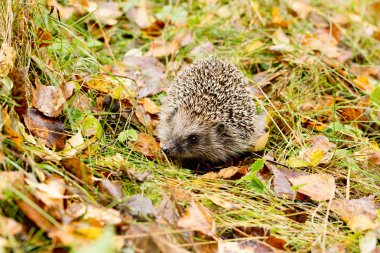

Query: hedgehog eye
[187,134,199,145]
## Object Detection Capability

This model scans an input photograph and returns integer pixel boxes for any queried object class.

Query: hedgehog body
[156,59,266,162]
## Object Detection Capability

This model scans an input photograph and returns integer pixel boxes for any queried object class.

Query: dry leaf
[272,167,303,200]
[129,133,161,159]
[252,131,270,151]
[189,42,214,56]
[218,240,274,253]
[331,196,377,231]
[177,199,215,237]
[66,203,122,225]
[289,174,336,201]
[23,108,66,150]
[122,55,166,98]
[63,81,77,99]
[353,75,373,92]
[147,39,178,58]
[125,194,158,219]
[2,109,23,150]
[32,80,66,118]
[126,1,153,29]
[0,216,23,236]
[0,42,16,77]
[87,2,122,26]
[98,179,125,201]
[86,75,136,100]
[208,195,242,210]
[37,27,53,48]
[61,157,93,185]
[288,0,312,19]
[139,97,160,114]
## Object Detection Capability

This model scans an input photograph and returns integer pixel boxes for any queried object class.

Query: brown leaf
[157,196,177,225]
[32,79,66,118]
[16,190,57,233]
[61,157,93,185]
[139,97,160,114]
[217,166,242,179]
[289,174,336,201]
[272,167,302,200]
[62,81,76,99]
[218,240,275,253]
[0,42,16,76]
[9,68,28,117]
[129,133,161,159]
[177,199,215,237]
[126,1,153,29]
[125,194,158,219]
[147,39,179,58]
[23,108,66,150]
[0,216,23,236]
[69,93,91,111]
[265,235,287,250]
[122,55,166,98]
[288,0,312,19]
[353,75,373,92]
[87,2,122,26]
[85,74,137,100]
[189,42,214,56]
[65,202,122,225]
[2,109,23,150]
[98,179,125,201]
[37,28,53,48]
[208,195,242,210]
[135,104,152,128]
[283,209,308,223]
[331,196,377,231]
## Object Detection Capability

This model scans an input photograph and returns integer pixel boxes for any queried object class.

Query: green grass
[1,0,380,252]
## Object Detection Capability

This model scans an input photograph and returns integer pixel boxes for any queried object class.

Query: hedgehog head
[156,106,239,162]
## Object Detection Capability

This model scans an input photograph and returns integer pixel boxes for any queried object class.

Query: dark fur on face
[156,59,266,162]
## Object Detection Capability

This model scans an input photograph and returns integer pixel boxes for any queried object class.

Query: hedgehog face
[156,107,231,162]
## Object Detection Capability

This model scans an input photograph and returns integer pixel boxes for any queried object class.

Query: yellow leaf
[286,157,310,168]
[252,132,269,151]
[308,149,324,166]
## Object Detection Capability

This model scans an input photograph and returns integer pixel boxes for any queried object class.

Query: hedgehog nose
[161,146,170,154]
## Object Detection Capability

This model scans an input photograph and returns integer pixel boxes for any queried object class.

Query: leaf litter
[2,0,380,251]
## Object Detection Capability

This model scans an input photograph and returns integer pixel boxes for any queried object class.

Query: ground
[0,0,380,252]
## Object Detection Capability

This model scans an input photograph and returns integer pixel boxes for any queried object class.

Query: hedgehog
[156,58,267,162]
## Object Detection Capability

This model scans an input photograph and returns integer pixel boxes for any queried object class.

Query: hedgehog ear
[216,123,225,134]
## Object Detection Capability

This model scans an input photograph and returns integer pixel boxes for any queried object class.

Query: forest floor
[1,0,380,252]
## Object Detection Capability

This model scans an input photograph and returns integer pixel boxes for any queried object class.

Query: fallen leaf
[0,42,16,77]
[62,81,77,99]
[271,6,289,28]
[177,199,215,237]
[265,235,287,250]
[353,75,373,92]
[2,109,23,150]
[98,179,125,201]
[87,1,122,26]
[208,195,242,210]
[125,194,158,220]
[147,39,178,58]
[23,108,66,150]
[32,79,66,118]
[9,68,28,116]
[269,29,292,52]
[289,174,336,201]
[287,0,312,19]
[287,135,335,167]
[37,28,53,48]
[139,98,160,114]
[125,168,153,182]
[122,55,166,98]
[217,166,242,179]
[86,74,136,100]
[63,131,85,157]
[218,240,274,253]
[189,42,214,56]
[80,115,103,139]
[283,209,308,223]
[252,131,270,151]
[135,104,152,128]
[65,203,122,225]
[117,129,139,143]
[61,157,93,185]
[272,167,303,200]
[360,231,378,253]
[331,196,377,231]
[0,216,23,236]
[126,1,153,29]
[69,93,92,111]
[129,133,161,159]
[157,196,177,225]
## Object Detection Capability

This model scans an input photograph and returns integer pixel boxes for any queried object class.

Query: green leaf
[118,129,139,142]
[236,159,265,193]
[81,115,103,139]
[371,85,380,107]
